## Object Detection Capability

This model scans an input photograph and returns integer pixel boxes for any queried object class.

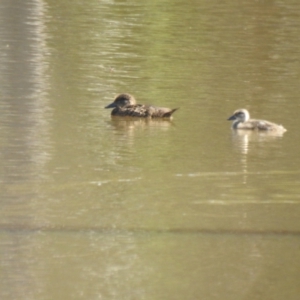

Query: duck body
[228,109,286,132]
[105,93,178,118]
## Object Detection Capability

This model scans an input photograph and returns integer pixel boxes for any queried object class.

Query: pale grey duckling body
[228,109,286,132]
[105,93,178,118]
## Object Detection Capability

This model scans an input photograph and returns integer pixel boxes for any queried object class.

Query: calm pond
[1,0,300,299]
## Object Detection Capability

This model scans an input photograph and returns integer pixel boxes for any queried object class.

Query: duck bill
[105,102,117,109]
[227,115,236,121]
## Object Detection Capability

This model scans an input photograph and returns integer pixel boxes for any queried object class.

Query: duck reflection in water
[227,109,286,133]
[105,93,179,118]
[232,129,285,153]
[106,111,175,148]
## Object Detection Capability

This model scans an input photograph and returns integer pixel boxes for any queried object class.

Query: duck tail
[162,108,179,118]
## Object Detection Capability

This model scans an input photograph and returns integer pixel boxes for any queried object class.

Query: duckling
[105,93,178,118]
[228,109,286,132]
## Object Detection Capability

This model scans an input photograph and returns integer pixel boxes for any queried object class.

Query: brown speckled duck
[105,93,179,118]
[228,109,286,132]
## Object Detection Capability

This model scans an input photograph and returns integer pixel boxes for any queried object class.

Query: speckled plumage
[228,109,286,132]
[105,93,178,118]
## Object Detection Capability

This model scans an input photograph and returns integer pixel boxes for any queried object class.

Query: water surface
[1,0,300,299]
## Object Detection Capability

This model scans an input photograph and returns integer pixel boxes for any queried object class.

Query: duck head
[228,109,250,123]
[105,93,136,109]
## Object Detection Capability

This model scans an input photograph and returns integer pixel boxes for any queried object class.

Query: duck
[227,109,286,132]
[105,93,179,118]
